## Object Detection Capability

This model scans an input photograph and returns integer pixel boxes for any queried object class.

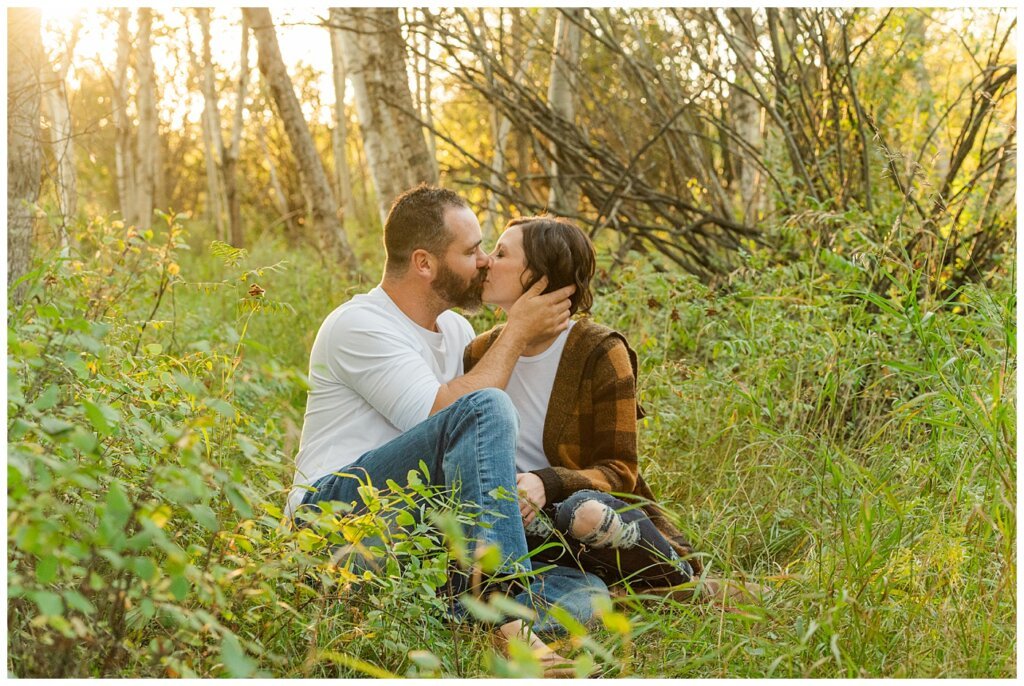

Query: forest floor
[7,218,1016,677]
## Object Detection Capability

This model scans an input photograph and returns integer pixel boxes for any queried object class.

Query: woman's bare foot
[698,578,768,608]
[611,578,768,609]
[493,619,579,678]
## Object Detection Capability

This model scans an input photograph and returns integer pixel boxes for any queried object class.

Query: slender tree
[111,8,135,225]
[243,7,356,269]
[42,19,80,254]
[134,8,158,228]
[7,8,44,302]
[194,8,226,240]
[330,7,437,224]
[546,9,582,214]
[224,12,250,248]
[726,8,765,222]
[328,20,355,220]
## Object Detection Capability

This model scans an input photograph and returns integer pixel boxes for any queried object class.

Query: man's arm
[430,278,573,414]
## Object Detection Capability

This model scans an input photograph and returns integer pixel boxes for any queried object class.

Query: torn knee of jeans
[566,499,641,549]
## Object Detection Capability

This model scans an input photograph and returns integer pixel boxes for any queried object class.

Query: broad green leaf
[458,595,503,623]
[476,544,502,574]
[133,556,157,583]
[488,593,536,621]
[63,590,95,615]
[169,574,189,601]
[82,400,113,436]
[187,504,219,532]
[105,481,132,529]
[225,486,253,518]
[31,590,64,616]
[395,509,416,527]
[70,429,99,454]
[36,556,59,584]
[40,416,74,435]
[31,384,60,411]
[219,634,257,678]
[205,398,235,420]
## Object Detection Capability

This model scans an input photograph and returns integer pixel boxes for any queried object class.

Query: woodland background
[6,7,1016,677]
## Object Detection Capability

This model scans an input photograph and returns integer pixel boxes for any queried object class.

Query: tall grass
[7,215,1015,677]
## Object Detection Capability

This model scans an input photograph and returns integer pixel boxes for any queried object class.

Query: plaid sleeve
[463,326,503,373]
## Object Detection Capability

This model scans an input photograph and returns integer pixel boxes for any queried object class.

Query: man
[289,185,605,675]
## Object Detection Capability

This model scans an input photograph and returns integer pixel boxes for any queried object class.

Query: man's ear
[410,248,435,279]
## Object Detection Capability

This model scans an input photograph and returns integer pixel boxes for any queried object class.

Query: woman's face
[482,225,531,310]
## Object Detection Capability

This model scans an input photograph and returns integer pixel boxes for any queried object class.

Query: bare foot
[699,578,768,609]
[494,619,579,678]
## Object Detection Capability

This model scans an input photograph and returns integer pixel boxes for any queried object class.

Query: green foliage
[584,240,1015,677]
[8,213,1015,677]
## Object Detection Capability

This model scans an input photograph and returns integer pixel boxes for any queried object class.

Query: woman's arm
[531,336,640,504]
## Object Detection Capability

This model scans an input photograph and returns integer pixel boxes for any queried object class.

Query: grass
[7,216,1015,677]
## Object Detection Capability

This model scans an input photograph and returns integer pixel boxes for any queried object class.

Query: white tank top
[505,321,575,472]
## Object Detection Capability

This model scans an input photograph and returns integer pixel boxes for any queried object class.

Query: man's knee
[459,388,519,430]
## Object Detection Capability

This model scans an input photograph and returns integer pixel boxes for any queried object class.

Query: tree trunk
[111,8,135,225]
[196,8,226,240]
[727,8,765,223]
[43,19,80,254]
[331,7,437,224]
[414,8,440,181]
[482,8,543,238]
[244,8,355,269]
[7,8,43,303]
[224,11,250,248]
[134,8,157,228]
[546,9,582,214]
[328,21,354,219]
[43,27,78,255]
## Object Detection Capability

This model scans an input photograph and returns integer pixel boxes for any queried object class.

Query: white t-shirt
[287,286,474,515]
[504,321,575,473]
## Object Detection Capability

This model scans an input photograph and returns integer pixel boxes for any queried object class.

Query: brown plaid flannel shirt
[463,318,700,574]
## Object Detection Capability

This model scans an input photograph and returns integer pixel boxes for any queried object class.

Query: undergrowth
[7,214,1015,677]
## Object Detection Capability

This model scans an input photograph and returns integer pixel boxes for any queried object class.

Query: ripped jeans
[524,489,693,588]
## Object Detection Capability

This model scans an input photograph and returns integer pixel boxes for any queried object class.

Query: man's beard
[432,262,486,311]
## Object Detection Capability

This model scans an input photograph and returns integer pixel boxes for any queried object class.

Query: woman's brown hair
[505,215,596,315]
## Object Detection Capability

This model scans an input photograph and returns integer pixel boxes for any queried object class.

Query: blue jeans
[296,389,608,631]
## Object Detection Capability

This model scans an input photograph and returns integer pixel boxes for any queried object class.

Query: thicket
[7,204,1014,677]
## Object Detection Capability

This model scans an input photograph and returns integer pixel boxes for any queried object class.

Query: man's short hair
[383,184,469,276]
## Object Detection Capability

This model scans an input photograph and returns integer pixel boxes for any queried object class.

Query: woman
[466,216,704,593]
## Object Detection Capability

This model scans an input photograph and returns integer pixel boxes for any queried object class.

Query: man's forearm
[430,326,527,414]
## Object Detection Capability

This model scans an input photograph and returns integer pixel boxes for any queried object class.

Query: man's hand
[505,277,575,346]
[516,472,547,525]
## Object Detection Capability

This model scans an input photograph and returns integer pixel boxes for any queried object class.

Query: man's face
[432,206,489,311]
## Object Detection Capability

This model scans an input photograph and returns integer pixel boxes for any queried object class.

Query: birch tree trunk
[7,8,43,302]
[414,9,440,181]
[111,8,136,225]
[546,9,582,214]
[244,8,355,269]
[482,8,543,238]
[224,12,250,248]
[331,7,437,224]
[43,20,79,255]
[134,8,157,228]
[727,8,765,223]
[196,8,226,240]
[328,22,355,219]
